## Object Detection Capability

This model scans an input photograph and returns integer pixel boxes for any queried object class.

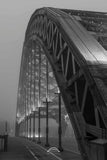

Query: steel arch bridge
[16,7,107,160]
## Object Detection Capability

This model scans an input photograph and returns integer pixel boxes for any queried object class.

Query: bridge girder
[16,8,107,160]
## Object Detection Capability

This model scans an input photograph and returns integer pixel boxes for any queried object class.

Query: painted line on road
[24,140,80,159]
[25,145,39,160]
[48,151,63,160]
[35,144,63,160]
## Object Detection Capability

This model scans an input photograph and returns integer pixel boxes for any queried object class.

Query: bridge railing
[0,134,8,152]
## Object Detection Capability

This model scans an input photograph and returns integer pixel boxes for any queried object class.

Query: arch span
[16,8,107,160]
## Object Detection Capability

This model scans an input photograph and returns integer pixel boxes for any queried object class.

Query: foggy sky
[0,0,106,126]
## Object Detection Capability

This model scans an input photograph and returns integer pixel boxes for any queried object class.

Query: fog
[0,0,106,133]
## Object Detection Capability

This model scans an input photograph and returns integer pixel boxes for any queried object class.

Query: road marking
[25,140,80,160]
[35,144,63,160]
[25,145,39,160]
[47,147,60,153]
[48,151,63,160]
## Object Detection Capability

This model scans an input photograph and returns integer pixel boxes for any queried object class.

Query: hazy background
[0,0,106,135]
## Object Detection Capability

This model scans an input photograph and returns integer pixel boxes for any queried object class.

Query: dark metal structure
[16,7,107,160]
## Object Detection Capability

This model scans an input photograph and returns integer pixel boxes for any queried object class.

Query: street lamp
[32,105,36,141]
[43,97,52,147]
[26,111,29,138]
[55,88,63,152]
[37,101,41,144]
[29,110,32,139]
[45,97,49,147]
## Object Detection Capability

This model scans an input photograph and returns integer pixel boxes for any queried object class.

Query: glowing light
[35,134,42,138]
[38,101,41,108]
[26,112,29,116]
[32,49,35,53]
[57,87,60,94]
[17,112,20,118]
[64,114,70,124]
[28,133,42,138]
[31,134,33,138]
[29,110,31,115]
[32,104,35,111]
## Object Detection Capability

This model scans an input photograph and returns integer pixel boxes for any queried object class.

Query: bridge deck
[0,137,82,160]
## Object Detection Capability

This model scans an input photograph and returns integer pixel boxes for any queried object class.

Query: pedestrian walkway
[0,137,35,160]
[0,137,82,160]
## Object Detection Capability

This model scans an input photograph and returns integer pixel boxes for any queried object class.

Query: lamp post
[32,48,36,141]
[55,88,63,152]
[33,110,36,141]
[26,112,28,138]
[29,110,32,139]
[44,59,50,146]
[43,98,52,147]
[37,104,41,143]
[45,97,49,147]
[5,121,8,134]
[37,46,41,144]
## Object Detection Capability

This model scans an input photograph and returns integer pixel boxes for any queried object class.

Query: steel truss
[16,8,107,160]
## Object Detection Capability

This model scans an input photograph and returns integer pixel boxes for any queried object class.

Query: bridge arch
[16,8,107,160]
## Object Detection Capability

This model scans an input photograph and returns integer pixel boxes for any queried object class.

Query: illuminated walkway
[0,137,82,160]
